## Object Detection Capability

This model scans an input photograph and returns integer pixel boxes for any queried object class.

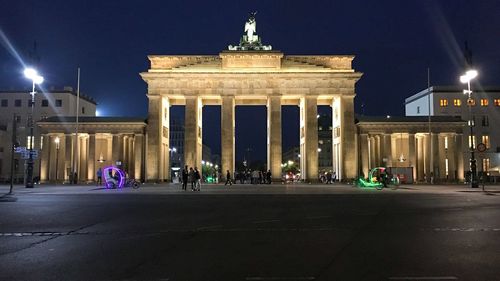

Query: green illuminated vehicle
[356,167,400,190]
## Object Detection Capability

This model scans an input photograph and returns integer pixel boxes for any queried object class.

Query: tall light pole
[24,68,43,188]
[460,69,479,188]
[169,147,177,182]
[54,137,60,183]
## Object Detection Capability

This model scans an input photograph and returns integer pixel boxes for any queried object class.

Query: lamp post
[460,69,479,188]
[24,68,43,188]
[54,137,60,183]
[169,147,177,182]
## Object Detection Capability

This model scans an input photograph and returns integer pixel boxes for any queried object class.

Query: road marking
[388,277,457,280]
[252,219,280,224]
[433,227,500,232]
[246,277,315,280]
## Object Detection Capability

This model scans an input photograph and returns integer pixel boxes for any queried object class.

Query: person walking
[189,167,195,191]
[266,170,272,184]
[96,168,102,186]
[182,165,189,190]
[225,170,232,186]
[194,167,201,191]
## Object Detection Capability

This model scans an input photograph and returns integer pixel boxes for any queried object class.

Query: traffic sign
[477,143,487,153]
[15,146,27,153]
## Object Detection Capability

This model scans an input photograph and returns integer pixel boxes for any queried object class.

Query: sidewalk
[2,182,500,196]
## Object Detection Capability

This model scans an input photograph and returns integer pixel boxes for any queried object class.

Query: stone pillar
[360,134,369,178]
[431,133,439,180]
[369,136,375,169]
[423,134,430,182]
[134,134,144,181]
[40,134,50,182]
[79,136,88,181]
[447,134,456,180]
[88,134,96,182]
[340,95,357,180]
[128,136,134,175]
[408,133,416,182]
[455,134,464,181]
[146,95,170,182]
[49,135,57,181]
[184,97,202,170]
[374,135,380,167]
[299,96,318,182]
[64,134,72,182]
[267,96,282,181]
[417,136,425,181]
[112,134,122,166]
[221,96,235,176]
[438,134,446,181]
[123,136,129,171]
[383,134,392,167]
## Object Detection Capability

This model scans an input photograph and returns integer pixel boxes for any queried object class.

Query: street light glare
[460,69,478,84]
[24,68,37,79]
[34,75,44,84]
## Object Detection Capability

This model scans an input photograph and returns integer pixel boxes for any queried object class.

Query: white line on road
[388,277,457,280]
[246,277,315,280]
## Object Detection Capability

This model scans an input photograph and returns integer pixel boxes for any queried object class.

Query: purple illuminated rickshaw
[103,166,140,189]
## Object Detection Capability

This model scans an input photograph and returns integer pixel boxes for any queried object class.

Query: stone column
[40,134,50,182]
[267,96,282,181]
[79,136,88,181]
[134,134,144,181]
[64,134,73,182]
[423,134,430,182]
[299,96,318,182]
[431,133,439,180]
[455,134,464,181]
[383,134,392,167]
[417,136,424,181]
[48,136,57,181]
[184,97,202,170]
[146,95,170,182]
[374,135,380,167]
[408,133,416,182]
[340,95,357,180]
[447,134,456,180]
[123,136,129,171]
[112,134,122,166]
[88,134,96,182]
[360,134,369,178]
[221,96,235,176]
[369,136,375,169]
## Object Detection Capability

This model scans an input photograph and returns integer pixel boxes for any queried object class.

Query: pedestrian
[258,171,263,184]
[189,167,195,191]
[266,170,271,184]
[194,167,201,191]
[225,170,232,186]
[182,165,189,190]
[96,168,102,186]
[326,172,332,184]
[332,171,337,183]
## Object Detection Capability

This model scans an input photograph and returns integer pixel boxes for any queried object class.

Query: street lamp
[460,69,479,188]
[169,147,177,182]
[54,137,60,183]
[24,67,43,188]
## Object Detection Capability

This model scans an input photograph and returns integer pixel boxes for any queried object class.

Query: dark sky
[1,0,499,161]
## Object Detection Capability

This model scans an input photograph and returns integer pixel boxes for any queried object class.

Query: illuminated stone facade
[141,51,363,182]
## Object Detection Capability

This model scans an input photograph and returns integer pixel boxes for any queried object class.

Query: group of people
[320,171,337,184]
[181,166,202,191]
[231,170,272,184]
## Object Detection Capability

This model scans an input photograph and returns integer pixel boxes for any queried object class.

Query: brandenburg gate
[140,14,362,182]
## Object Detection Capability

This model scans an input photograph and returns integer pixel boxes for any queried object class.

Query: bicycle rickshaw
[103,166,140,189]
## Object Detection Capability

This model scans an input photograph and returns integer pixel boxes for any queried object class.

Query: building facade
[405,86,500,176]
[0,88,96,182]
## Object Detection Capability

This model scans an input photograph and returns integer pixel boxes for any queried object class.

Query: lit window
[482,158,490,173]
[482,135,490,149]
[26,136,34,149]
[453,99,461,106]
[468,135,476,148]
[444,136,448,149]
[494,99,500,106]
[480,99,489,106]
[467,98,476,106]
[439,99,448,107]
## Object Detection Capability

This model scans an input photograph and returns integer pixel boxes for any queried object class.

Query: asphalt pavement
[0,183,499,281]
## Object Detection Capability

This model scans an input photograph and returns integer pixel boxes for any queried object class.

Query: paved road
[1,184,499,281]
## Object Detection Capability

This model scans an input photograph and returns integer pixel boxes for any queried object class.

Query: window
[82,107,85,114]
[453,99,461,106]
[1,99,7,107]
[28,100,34,107]
[482,158,490,173]
[41,99,49,107]
[417,106,420,114]
[15,116,21,123]
[482,135,490,149]
[494,99,500,106]
[480,99,489,106]
[55,99,62,107]
[444,136,448,149]
[468,135,476,148]
[482,116,489,127]
[15,99,21,107]
[467,98,476,106]
[439,99,448,107]
[26,136,34,149]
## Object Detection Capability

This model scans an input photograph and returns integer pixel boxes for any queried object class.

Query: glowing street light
[460,69,479,188]
[54,137,60,183]
[24,67,43,188]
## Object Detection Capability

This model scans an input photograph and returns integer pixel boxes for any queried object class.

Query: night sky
[1,0,499,162]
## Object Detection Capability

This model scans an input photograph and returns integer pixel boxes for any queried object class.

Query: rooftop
[40,116,147,123]
[0,87,97,105]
